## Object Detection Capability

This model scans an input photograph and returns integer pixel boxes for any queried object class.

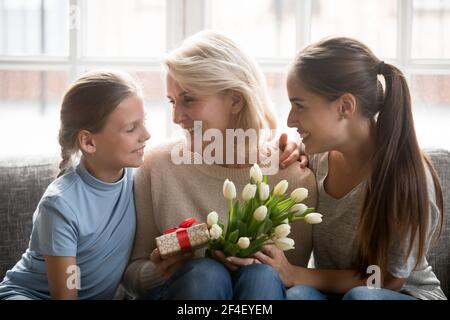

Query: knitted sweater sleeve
[122,158,165,297]
[284,165,317,267]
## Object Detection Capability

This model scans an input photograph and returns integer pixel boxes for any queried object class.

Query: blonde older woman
[123,31,316,300]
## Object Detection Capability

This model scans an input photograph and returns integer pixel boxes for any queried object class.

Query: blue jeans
[3,295,35,300]
[142,257,286,300]
[286,285,417,300]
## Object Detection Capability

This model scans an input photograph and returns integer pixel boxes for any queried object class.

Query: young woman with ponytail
[251,37,446,300]
[0,70,150,299]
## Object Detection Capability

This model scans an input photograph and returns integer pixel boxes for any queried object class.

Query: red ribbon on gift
[163,217,197,253]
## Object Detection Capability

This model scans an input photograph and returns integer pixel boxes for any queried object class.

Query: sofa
[0,150,449,298]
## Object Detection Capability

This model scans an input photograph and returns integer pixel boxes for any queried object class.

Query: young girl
[250,37,447,300]
[123,31,316,300]
[0,71,150,299]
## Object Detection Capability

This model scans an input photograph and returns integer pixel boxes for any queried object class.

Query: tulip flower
[207,211,219,226]
[253,205,268,222]
[290,203,308,215]
[259,182,270,201]
[274,237,295,251]
[250,163,263,183]
[291,187,308,203]
[207,162,320,259]
[209,224,223,239]
[273,180,288,196]
[237,237,250,249]
[274,224,291,238]
[304,212,323,224]
[242,184,257,201]
[223,179,236,200]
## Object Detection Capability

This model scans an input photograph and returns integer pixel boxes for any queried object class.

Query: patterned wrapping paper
[156,223,210,259]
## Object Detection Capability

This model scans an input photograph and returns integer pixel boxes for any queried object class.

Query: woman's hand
[212,250,260,271]
[150,248,193,279]
[253,244,300,287]
[278,133,308,168]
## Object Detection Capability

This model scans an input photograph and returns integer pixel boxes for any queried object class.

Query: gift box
[156,218,210,259]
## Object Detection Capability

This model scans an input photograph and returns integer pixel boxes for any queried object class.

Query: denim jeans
[286,285,417,300]
[3,295,35,300]
[142,257,286,300]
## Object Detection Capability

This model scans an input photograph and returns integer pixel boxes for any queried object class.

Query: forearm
[123,258,165,296]
[290,267,367,294]
[49,286,78,300]
[45,256,79,300]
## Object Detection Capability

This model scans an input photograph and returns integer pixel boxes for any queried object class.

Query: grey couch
[1,150,449,298]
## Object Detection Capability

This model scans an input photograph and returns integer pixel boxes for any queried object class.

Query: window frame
[0,0,449,101]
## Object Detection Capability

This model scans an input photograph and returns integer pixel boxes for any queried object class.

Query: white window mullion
[167,0,185,51]
[296,0,312,53]
[397,0,413,69]
[0,57,69,70]
[0,0,5,54]
[69,0,82,81]
[184,0,206,37]
[203,0,212,30]
[166,0,192,139]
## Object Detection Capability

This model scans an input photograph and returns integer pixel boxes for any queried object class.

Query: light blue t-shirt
[0,162,136,300]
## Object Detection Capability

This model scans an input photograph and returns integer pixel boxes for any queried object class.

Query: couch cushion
[0,150,448,298]
[0,156,59,279]
[425,149,450,298]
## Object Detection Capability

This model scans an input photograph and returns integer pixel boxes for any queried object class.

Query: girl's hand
[212,250,260,271]
[253,244,299,287]
[150,248,193,279]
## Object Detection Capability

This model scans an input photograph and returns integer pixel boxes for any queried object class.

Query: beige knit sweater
[122,138,318,296]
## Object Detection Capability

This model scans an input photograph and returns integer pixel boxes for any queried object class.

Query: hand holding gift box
[156,217,210,259]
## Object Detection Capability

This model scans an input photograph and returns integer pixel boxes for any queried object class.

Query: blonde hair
[163,30,277,135]
[57,70,142,177]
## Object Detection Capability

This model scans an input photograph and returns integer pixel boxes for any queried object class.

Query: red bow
[163,217,197,253]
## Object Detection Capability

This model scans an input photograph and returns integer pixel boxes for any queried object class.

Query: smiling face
[286,71,346,155]
[166,74,238,150]
[90,95,151,170]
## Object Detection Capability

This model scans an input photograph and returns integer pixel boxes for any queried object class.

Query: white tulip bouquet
[206,163,322,258]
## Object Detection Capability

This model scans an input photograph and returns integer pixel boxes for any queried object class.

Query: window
[411,74,450,148]
[84,0,167,58]
[310,0,397,58]
[0,69,69,154]
[208,0,297,58]
[0,0,170,156]
[412,0,450,59]
[0,0,69,56]
[133,70,176,141]
[1,0,449,157]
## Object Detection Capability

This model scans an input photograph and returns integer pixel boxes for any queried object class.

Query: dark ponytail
[291,37,444,280]
[359,62,443,276]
